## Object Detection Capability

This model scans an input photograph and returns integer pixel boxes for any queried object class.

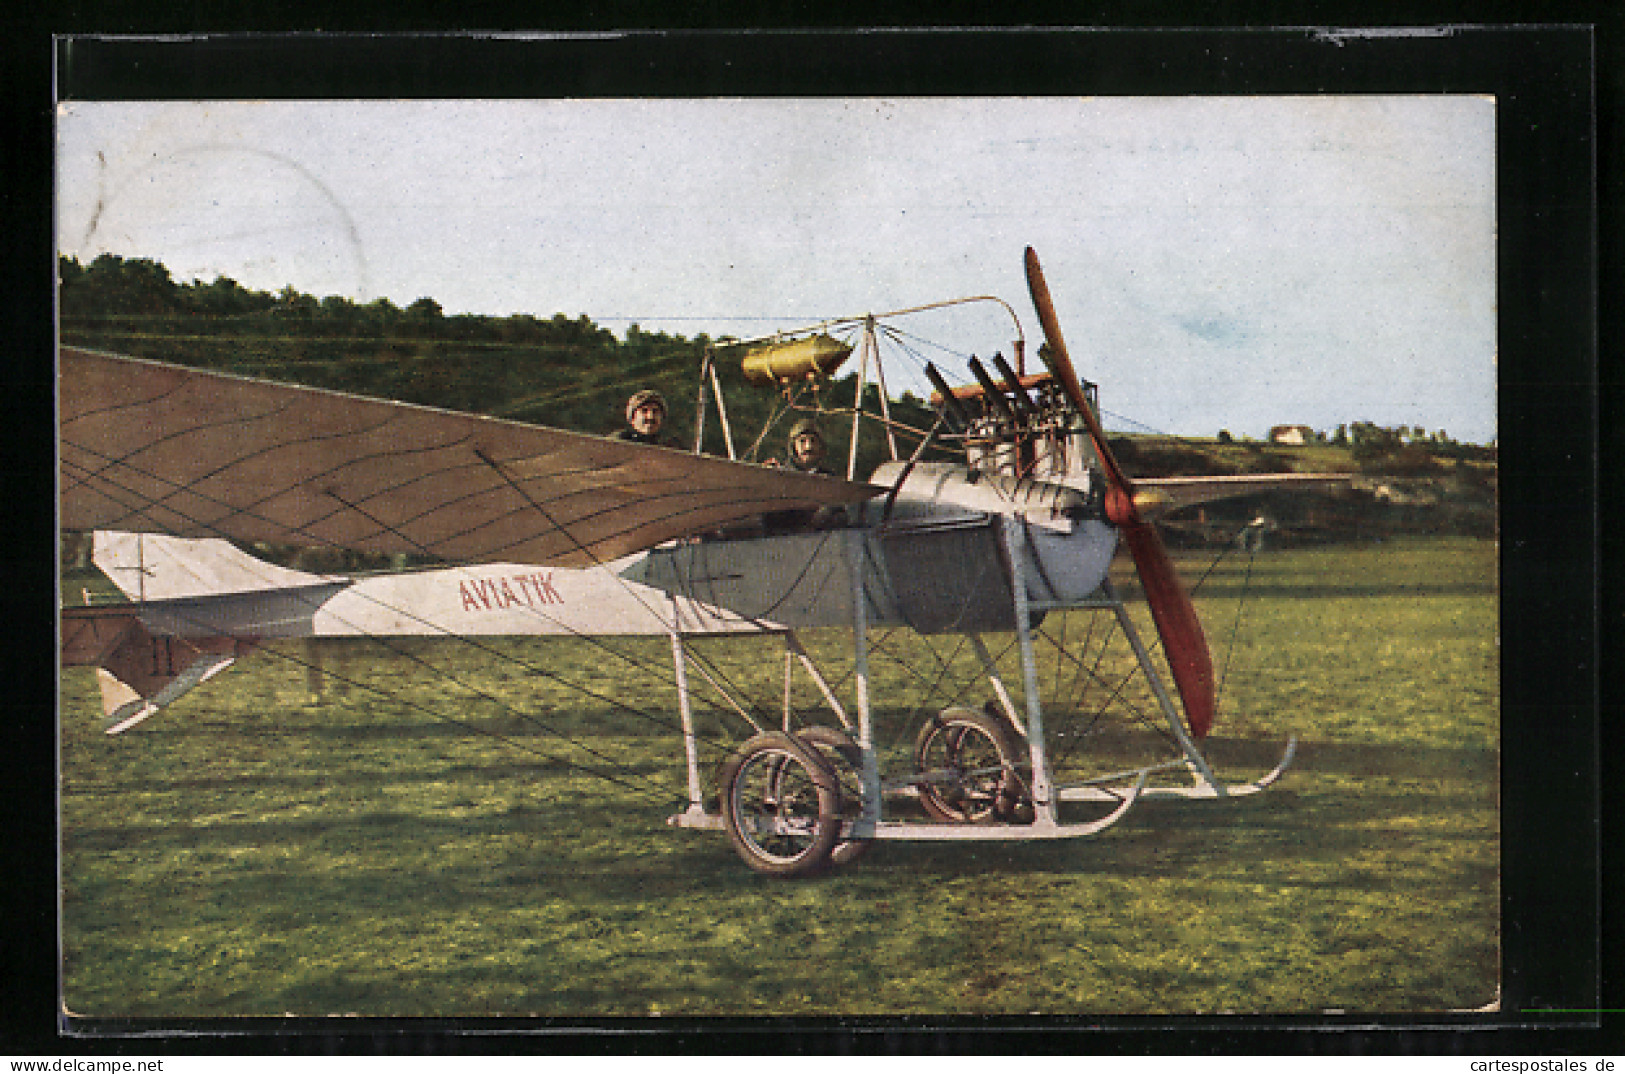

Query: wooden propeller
[1024,247,1216,739]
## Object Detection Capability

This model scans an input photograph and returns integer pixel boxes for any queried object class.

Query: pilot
[617,389,669,445]
[763,419,846,532]
[779,418,834,476]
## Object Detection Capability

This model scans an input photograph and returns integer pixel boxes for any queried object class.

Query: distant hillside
[60,254,709,439]
[1108,432,1497,544]
[60,254,1495,547]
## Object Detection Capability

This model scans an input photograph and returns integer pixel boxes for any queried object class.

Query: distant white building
[1268,424,1316,445]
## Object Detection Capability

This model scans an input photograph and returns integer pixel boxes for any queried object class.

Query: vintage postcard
[54,34,1550,1034]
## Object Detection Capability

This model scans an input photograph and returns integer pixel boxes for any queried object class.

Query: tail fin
[93,531,339,602]
[61,606,252,734]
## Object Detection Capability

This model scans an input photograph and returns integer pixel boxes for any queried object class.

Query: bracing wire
[1035,617,1176,753]
[1212,535,1260,721]
[471,446,797,736]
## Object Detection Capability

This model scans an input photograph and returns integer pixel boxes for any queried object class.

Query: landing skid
[1055,736,1297,803]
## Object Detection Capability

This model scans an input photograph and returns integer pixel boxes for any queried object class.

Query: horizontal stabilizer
[93,530,339,602]
[1127,473,1351,519]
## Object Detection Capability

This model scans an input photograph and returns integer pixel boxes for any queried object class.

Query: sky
[55,97,1496,442]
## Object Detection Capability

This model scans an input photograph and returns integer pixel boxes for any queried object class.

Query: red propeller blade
[1116,518,1215,738]
[1024,247,1215,738]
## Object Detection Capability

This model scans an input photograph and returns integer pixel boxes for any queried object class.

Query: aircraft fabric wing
[61,347,880,567]
[1132,473,1351,519]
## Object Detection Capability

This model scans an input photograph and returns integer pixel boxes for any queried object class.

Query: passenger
[617,389,670,446]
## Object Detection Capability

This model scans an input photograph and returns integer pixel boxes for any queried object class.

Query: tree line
[60,252,624,351]
[57,253,931,474]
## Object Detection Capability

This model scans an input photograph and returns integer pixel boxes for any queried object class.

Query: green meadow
[59,537,1498,1018]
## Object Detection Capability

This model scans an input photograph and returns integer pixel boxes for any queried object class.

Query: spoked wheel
[914,707,1033,824]
[793,725,873,866]
[720,731,843,878]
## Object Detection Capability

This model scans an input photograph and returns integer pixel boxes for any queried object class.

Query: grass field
[59,536,1498,1018]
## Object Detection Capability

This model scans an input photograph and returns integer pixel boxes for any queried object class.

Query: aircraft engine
[867,460,1118,606]
[867,460,1102,527]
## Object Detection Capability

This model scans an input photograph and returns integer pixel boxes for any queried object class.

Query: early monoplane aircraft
[61,248,1343,876]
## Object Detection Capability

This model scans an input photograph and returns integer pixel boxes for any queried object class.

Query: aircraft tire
[720,731,843,878]
[914,707,1031,825]
[793,725,873,866]
[981,702,1037,824]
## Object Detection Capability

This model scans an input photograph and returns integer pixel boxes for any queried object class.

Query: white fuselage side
[867,460,1118,608]
[91,531,776,639]
[627,462,1118,632]
[90,457,1116,641]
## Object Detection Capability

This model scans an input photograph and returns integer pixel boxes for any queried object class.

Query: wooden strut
[1103,576,1224,796]
[1001,515,1059,827]
[669,623,705,818]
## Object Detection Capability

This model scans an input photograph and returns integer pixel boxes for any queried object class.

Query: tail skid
[62,605,254,734]
[100,653,239,734]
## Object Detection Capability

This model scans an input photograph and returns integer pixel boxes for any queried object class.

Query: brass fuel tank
[741,333,854,385]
